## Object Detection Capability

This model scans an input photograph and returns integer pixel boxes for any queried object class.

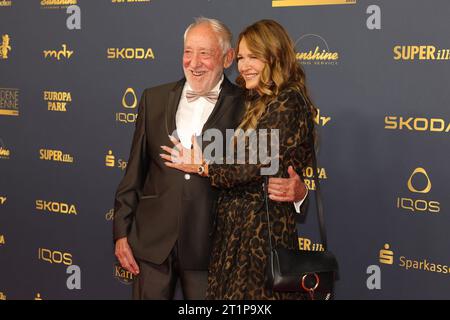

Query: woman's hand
[160,135,204,174]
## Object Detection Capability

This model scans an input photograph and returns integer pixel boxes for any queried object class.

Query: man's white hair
[183,17,232,54]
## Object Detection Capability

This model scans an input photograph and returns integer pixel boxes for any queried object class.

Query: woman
[161,20,317,299]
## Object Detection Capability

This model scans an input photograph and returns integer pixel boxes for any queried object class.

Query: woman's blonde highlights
[235,20,317,132]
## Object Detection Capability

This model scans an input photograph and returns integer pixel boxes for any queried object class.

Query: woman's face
[237,38,265,90]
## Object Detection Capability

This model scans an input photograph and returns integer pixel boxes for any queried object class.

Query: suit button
[184,174,191,180]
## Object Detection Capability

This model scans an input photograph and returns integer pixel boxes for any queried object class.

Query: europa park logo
[44,91,72,112]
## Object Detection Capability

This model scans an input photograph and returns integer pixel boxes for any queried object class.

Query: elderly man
[113,17,307,300]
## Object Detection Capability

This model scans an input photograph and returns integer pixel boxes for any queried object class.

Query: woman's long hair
[235,20,318,132]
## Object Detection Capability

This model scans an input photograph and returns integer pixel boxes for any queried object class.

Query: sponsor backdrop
[0,0,449,300]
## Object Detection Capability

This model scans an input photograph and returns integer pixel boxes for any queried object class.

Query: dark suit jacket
[113,76,245,270]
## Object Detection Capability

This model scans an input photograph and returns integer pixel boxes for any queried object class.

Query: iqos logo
[38,248,73,265]
[122,87,137,109]
[407,167,431,194]
[397,167,440,214]
[116,88,138,124]
[397,198,439,213]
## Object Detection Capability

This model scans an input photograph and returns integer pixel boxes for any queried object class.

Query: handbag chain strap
[263,91,328,251]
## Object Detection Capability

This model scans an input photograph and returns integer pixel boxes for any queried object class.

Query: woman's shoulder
[271,87,306,110]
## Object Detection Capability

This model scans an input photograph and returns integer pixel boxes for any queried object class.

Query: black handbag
[264,93,339,300]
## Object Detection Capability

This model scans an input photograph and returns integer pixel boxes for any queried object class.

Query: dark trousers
[132,242,208,300]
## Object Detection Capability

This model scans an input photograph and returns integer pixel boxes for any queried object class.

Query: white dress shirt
[176,76,223,149]
[175,76,306,212]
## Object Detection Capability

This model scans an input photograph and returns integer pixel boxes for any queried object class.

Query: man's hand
[268,166,307,202]
[115,237,140,275]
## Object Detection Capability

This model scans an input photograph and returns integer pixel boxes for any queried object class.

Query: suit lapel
[165,79,185,137]
[201,76,241,134]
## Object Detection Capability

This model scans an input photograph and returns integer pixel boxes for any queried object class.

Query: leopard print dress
[206,88,313,300]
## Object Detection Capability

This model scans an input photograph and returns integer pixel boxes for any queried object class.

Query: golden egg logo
[116,88,138,124]
[396,167,440,214]
[122,88,137,109]
[407,167,431,194]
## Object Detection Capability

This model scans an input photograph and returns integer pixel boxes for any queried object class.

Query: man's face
[183,24,228,93]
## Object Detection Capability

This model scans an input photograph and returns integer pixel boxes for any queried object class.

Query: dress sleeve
[208,91,309,189]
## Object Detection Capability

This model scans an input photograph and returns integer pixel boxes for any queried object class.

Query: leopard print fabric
[206,88,313,300]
